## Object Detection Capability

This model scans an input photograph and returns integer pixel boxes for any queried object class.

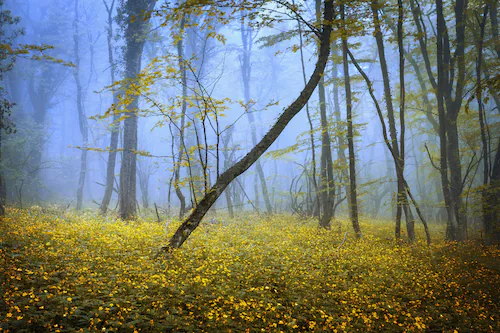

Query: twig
[154,202,161,223]
[424,143,441,171]
[337,231,348,251]
[461,152,477,192]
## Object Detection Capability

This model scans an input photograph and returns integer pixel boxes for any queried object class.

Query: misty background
[1,0,497,237]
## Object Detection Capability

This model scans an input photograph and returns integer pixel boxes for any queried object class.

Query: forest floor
[0,207,499,332]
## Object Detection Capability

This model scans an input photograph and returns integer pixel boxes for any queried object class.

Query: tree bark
[372,0,409,241]
[174,15,187,219]
[316,0,334,229]
[341,3,361,238]
[435,0,468,241]
[397,0,414,241]
[164,0,335,249]
[118,0,157,220]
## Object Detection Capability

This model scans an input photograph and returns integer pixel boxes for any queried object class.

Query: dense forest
[0,0,499,331]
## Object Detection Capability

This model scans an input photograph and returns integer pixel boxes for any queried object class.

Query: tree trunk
[222,128,235,218]
[164,0,334,249]
[436,0,468,240]
[118,0,156,220]
[476,5,499,245]
[436,0,459,240]
[174,15,187,219]
[240,19,273,214]
[100,0,120,216]
[297,12,320,217]
[316,0,334,229]
[73,0,88,211]
[397,0,414,241]
[331,45,350,215]
[341,3,361,237]
[372,0,406,240]
[347,48,431,245]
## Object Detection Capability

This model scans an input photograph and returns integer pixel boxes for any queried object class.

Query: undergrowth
[0,208,499,332]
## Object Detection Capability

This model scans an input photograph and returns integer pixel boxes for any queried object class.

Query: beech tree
[118,0,157,220]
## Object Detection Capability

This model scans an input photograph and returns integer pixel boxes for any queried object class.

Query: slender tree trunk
[100,0,120,215]
[222,128,235,218]
[240,19,273,214]
[347,48,431,245]
[73,0,88,211]
[174,15,187,219]
[341,3,361,237]
[476,5,499,245]
[318,76,335,228]
[118,0,156,220]
[331,45,350,214]
[397,0,414,241]
[316,0,335,229]
[164,0,334,249]
[372,0,405,240]
[297,10,320,217]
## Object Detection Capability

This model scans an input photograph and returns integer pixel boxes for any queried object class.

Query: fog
[2,0,498,238]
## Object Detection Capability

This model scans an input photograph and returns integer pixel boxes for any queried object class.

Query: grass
[0,207,499,332]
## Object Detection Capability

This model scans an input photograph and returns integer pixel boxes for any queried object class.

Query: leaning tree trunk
[163,0,334,250]
[341,3,361,238]
[100,0,120,215]
[118,0,157,220]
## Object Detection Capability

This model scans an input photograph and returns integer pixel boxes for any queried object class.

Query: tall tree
[100,0,120,215]
[296,3,320,217]
[341,3,361,238]
[240,17,273,215]
[118,0,156,219]
[371,0,414,241]
[72,0,88,210]
[435,0,469,240]
[316,0,335,229]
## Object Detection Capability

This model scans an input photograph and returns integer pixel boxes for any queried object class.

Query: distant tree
[100,0,120,215]
[239,13,273,215]
[72,0,89,210]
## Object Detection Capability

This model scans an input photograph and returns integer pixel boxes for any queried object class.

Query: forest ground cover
[0,208,499,332]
